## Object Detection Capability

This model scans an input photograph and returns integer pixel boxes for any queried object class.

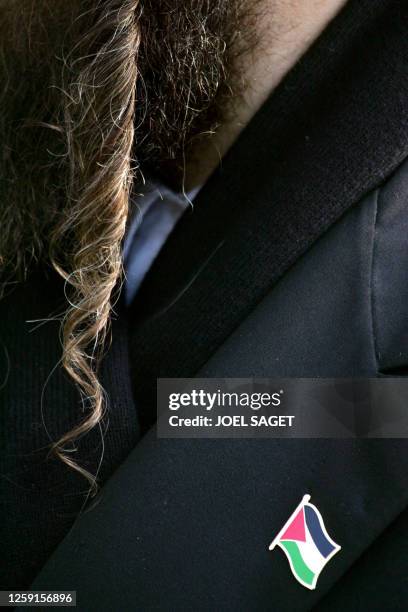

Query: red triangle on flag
[280,508,306,542]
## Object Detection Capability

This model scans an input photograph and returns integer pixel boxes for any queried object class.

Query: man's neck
[184,0,348,191]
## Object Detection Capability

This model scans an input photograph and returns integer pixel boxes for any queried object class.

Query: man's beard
[135,0,255,182]
[0,0,255,185]
[0,0,257,266]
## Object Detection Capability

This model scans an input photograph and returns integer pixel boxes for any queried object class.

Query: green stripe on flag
[280,541,315,586]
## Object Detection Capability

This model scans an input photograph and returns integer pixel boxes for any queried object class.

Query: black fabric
[371,158,408,373]
[129,0,408,431]
[28,436,408,611]
[315,510,408,611]
[198,157,408,379]
[199,186,379,378]
[27,193,408,608]
[0,268,140,589]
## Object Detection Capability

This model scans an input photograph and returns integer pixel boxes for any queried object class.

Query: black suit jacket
[28,1,408,609]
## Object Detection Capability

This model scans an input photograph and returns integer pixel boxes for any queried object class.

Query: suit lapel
[129,0,408,428]
[30,435,408,610]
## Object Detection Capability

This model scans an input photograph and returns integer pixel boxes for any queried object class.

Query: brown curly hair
[0,0,250,490]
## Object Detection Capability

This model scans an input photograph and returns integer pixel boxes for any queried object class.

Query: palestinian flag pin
[269,494,341,590]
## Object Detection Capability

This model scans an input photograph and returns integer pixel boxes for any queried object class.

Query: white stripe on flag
[296,520,326,575]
